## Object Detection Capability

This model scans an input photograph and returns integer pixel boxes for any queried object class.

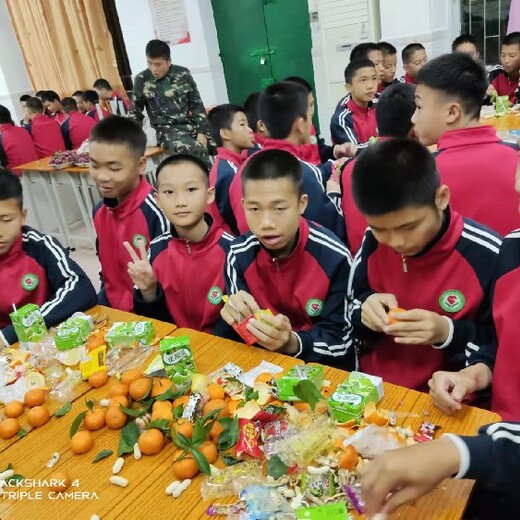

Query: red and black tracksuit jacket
[488,65,520,104]
[349,208,501,391]
[133,215,233,335]
[0,123,38,171]
[0,227,97,345]
[224,217,355,368]
[27,114,66,157]
[61,111,96,150]
[93,177,170,312]
[330,97,378,148]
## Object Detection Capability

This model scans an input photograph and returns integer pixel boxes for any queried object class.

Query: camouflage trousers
[156,127,215,169]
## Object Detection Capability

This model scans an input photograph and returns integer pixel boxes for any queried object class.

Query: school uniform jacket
[330,97,378,148]
[133,215,233,334]
[228,139,346,242]
[0,123,38,170]
[93,177,169,312]
[61,111,96,150]
[27,114,66,158]
[50,111,67,125]
[488,65,520,104]
[435,126,519,236]
[349,208,501,391]
[0,227,97,346]
[225,218,355,367]
[86,108,112,122]
[299,125,335,165]
[377,78,400,94]
[400,73,418,85]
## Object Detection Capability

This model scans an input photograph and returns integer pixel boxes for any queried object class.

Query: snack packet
[300,470,336,497]
[54,313,93,351]
[276,365,324,401]
[232,310,274,346]
[105,321,155,349]
[240,485,292,520]
[160,335,196,385]
[236,419,262,459]
[10,304,47,343]
[201,461,263,500]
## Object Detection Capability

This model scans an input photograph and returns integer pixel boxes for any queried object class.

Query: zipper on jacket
[273,258,279,271]
[402,256,408,273]
[186,241,191,255]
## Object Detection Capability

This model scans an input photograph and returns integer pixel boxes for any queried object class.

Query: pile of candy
[49,150,78,168]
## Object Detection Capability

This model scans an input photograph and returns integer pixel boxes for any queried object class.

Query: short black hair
[35,90,46,98]
[503,31,520,47]
[41,90,60,103]
[146,39,170,60]
[350,42,380,62]
[345,59,376,84]
[352,139,439,216]
[0,167,23,209]
[242,149,303,196]
[284,76,313,92]
[155,153,209,186]
[90,116,147,157]
[19,94,31,103]
[257,82,308,140]
[0,105,14,125]
[244,92,261,131]
[83,90,99,105]
[93,78,112,90]
[452,34,479,52]
[207,104,245,147]
[72,90,84,97]
[379,42,397,56]
[26,97,44,114]
[402,43,426,64]
[376,83,416,138]
[418,52,487,119]
[61,97,78,113]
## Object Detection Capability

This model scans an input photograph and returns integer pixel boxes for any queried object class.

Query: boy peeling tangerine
[388,307,407,324]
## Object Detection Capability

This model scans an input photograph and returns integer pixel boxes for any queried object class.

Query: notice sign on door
[149,0,191,45]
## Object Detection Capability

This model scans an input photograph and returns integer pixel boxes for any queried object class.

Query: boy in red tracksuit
[207,104,255,234]
[378,42,399,93]
[90,116,170,312]
[0,105,37,171]
[229,82,345,242]
[41,90,67,125]
[349,139,500,391]
[341,82,417,254]
[330,59,378,148]
[84,90,111,122]
[488,32,520,103]
[60,97,96,150]
[413,52,519,237]
[93,78,131,115]
[401,43,427,84]
[0,168,97,346]
[25,97,66,157]
[127,154,233,335]
[221,149,355,367]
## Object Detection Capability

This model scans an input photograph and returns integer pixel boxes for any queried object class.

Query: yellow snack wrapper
[80,345,107,379]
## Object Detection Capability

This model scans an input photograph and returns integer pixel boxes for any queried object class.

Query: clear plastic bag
[343,425,401,459]
[201,461,264,500]
[50,369,82,402]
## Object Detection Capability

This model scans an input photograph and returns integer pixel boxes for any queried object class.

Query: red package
[232,315,258,345]
[413,421,440,443]
[236,418,262,458]
[261,419,291,443]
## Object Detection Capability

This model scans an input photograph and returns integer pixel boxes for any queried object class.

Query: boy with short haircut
[244,92,268,146]
[126,154,233,334]
[0,105,38,170]
[60,97,95,150]
[24,97,66,157]
[90,116,170,312]
[413,52,518,236]
[340,83,417,254]
[330,59,379,147]
[207,104,255,234]
[41,91,67,124]
[0,168,97,346]
[488,32,520,103]
[72,91,86,113]
[349,139,500,391]
[221,149,355,366]
[452,33,480,59]
[378,42,399,92]
[229,81,345,241]
[83,90,111,122]
[401,43,428,84]
[19,95,31,127]
[93,78,131,115]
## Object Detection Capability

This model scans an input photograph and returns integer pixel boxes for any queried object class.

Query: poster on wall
[148,0,191,45]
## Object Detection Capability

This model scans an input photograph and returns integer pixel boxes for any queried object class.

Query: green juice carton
[54,313,93,351]
[9,304,48,343]
[160,335,196,385]
[276,365,324,402]
[495,94,510,115]
[105,321,155,349]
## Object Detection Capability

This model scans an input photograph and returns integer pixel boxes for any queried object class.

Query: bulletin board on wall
[148,0,191,45]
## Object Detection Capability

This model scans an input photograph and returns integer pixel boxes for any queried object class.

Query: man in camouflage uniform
[128,39,213,168]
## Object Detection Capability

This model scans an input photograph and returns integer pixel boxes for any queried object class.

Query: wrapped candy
[236,419,262,459]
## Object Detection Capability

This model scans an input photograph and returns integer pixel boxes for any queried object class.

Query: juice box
[276,365,324,402]
[296,503,350,519]
[54,313,93,351]
[9,304,48,343]
[105,321,155,349]
[495,94,510,115]
[160,335,196,385]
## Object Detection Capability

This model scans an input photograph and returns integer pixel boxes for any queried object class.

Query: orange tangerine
[388,307,407,324]
[171,418,194,439]
[293,402,311,413]
[108,382,129,398]
[172,453,199,480]
[254,373,273,384]
[202,399,229,418]
[207,383,225,401]
[199,441,218,464]
[172,395,190,410]
[339,445,358,470]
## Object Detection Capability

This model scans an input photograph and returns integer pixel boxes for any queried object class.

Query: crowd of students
[3,32,520,515]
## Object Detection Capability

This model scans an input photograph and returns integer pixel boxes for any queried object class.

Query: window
[461,0,512,65]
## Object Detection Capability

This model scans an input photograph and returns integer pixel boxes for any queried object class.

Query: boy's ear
[293,116,305,137]
[435,184,450,211]
[21,208,27,226]
[257,120,269,136]
[446,101,462,125]
[299,194,309,215]
[220,127,230,143]
[138,156,147,176]
[207,185,215,205]
[344,82,351,92]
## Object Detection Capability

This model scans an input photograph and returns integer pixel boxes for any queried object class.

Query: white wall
[115,0,227,107]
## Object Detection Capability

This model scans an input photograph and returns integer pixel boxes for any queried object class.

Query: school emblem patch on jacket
[21,273,39,291]
[306,298,323,317]
[439,290,465,313]
[207,286,223,305]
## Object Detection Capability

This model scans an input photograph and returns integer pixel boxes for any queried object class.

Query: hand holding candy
[247,312,298,354]
[220,291,260,325]
[123,241,157,301]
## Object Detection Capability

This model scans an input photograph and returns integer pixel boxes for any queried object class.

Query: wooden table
[0,307,499,520]
[480,112,520,132]
[13,147,164,250]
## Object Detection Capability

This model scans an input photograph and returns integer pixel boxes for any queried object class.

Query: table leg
[66,172,96,248]
[21,172,44,232]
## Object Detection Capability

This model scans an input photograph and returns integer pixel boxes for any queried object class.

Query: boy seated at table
[221,149,355,367]
[24,97,66,158]
[413,52,519,236]
[125,154,233,334]
[207,103,255,234]
[93,78,131,115]
[83,90,111,122]
[244,92,269,147]
[401,43,428,84]
[349,139,500,391]
[0,168,97,346]
[0,105,37,171]
[72,91,86,113]
[488,32,520,103]
[41,90,67,125]
[90,116,170,312]
[452,33,480,60]
[378,42,399,92]
[60,97,95,150]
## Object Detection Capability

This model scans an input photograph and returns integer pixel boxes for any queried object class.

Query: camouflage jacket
[128,65,207,136]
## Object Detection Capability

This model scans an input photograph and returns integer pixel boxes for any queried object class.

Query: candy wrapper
[261,418,297,459]
[10,304,48,343]
[232,310,274,346]
[201,461,263,500]
[209,362,243,397]
[300,469,337,498]
[276,365,324,402]
[236,419,262,459]
[343,424,401,458]
[106,321,155,349]
[182,392,206,422]
[413,421,440,443]
[160,335,196,385]
[240,485,293,520]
